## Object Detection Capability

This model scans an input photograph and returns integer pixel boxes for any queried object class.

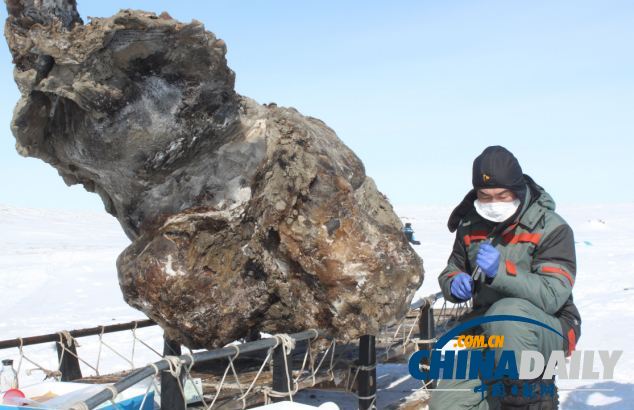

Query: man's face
[476,188,517,203]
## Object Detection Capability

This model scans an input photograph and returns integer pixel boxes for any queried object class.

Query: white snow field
[0,202,632,409]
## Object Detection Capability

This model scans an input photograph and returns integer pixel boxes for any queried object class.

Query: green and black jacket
[438,174,581,355]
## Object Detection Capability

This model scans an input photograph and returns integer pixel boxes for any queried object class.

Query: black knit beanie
[472,146,527,201]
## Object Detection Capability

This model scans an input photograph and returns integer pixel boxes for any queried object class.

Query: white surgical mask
[474,199,520,223]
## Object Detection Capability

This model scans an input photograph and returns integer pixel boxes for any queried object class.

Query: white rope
[188,329,318,409]
[224,345,245,398]
[403,309,422,353]
[84,332,336,409]
[233,333,305,408]
[307,339,336,384]
[45,325,165,381]
[132,326,163,358]
[104,384,125,410]
[164,355,188,409]
[293,330,318,386]
[105,384,119,400]
[56,332,100,375]
[344,360,377,407]
[413,337,438,344]
[206,354,236,409]
[189,343,243,409]
[345,366,359,392]
[183,352,195,373]
[58,330,339,409]
[69,402,90,410]
[355,393,377,410]
[16,337,61,380]
[237,346,274,408]
[272,334,297,403]
[344,359,378,408]
[355,363,377,371]
[304,338,335,388]
[137,373,158,410]
[164,355,183,379]
[175,352,199,409]
[94,329,104,375]
[130,322,138,369]
[327,339,337,381]
[59,330,77,347]
[14,321,165,383]
[99,327,134,369]
[262,382,300,404]
[274,333,296,354]
[137,362,162,410]
[379,309,424,362]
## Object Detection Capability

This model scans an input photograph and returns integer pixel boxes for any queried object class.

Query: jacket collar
[517,174,555,231]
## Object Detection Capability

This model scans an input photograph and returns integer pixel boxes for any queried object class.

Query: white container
[0,360,18,394]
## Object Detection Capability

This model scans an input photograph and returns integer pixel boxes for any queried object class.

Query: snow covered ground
[0,202,632,408]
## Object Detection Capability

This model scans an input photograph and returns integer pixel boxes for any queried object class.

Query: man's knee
[482,298,540,335]
[485,297,538,316]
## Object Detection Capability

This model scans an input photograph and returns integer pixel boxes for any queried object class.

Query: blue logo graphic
[409,315,565,381]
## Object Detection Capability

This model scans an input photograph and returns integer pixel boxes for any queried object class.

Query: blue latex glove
[450,273,473,301]
[476,243,500,278]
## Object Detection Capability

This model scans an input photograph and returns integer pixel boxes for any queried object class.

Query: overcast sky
[1,1,632,211]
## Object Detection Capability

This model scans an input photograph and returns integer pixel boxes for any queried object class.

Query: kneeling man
[431,146,581,410]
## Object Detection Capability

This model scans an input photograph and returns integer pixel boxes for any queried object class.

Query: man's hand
[476,243,500,278]
[450,273,474,301]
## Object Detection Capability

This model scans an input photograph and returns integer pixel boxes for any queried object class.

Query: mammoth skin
[4,2,424,348]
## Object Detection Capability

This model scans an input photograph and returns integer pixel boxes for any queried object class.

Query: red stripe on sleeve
[542,266,574,286]
[567,328,576,356]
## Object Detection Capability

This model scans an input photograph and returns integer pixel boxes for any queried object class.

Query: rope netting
[177,332,338,408]
[10,321,164,384]
[73,331,339,410]
[379,296,472,361]
[6,293,472,409]
[81,302,471,409]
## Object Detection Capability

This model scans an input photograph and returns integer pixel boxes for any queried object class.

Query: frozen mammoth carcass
[4,2,424,348]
